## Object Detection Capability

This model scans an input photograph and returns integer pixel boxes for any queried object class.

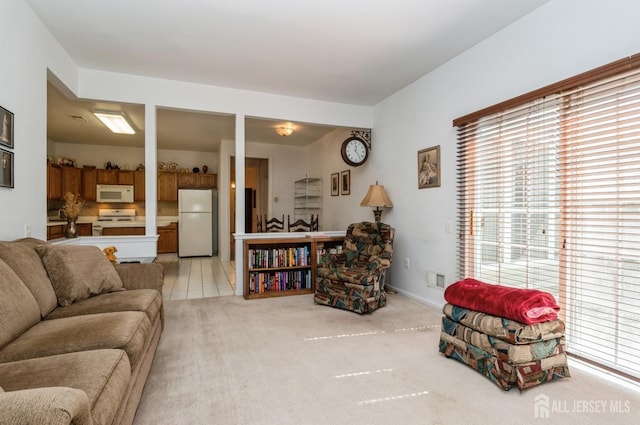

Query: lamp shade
[360,184,393,208]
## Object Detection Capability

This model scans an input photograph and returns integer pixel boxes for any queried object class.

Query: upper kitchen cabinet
[62,167,82,196]
[47,164,83,200]
[47,163,63,200]
[177,172,217,189]
[81,168,97,201]
[117,170,134,185]
[96,169,117,184]
[134,171,145,201]
[157,172,178,201]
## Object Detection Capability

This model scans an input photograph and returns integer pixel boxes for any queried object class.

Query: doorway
[229,157,268,260]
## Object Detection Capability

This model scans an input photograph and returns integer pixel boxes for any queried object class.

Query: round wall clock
[340,136,369,167]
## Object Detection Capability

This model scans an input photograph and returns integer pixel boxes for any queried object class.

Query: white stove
[92,209,137,236]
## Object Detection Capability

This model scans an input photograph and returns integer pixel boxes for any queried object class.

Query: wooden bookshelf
[243,235,344,299]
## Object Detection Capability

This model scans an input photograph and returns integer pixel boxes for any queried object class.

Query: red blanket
[444,278,560,324]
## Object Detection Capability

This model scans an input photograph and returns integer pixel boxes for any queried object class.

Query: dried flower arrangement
[62,192,85,220]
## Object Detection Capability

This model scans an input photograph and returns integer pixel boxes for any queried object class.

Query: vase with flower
[62,192,85,238]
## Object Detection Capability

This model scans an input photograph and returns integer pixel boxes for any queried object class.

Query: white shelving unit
[294,177,321,221]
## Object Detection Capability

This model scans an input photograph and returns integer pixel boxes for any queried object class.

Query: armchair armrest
[0,386,93,425]
[366,254,392,273]
[319,252,347,268]
[115,263,164,293]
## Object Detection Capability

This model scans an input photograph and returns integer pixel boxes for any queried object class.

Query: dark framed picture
[0,106,14,149]
[340,170,350,195]
[331,173,339,196]
[1,148,14,188]
[418,145,440,189]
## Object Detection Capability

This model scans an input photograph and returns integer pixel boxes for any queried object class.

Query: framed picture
[1,148,14,188]
[340,170,350,195]
[331,173,339,196]
[418,145,440,189]
[0,106,14,149]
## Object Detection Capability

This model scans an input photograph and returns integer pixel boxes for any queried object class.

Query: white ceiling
[32,0,551,150]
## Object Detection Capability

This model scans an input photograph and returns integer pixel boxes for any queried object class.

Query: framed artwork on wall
[1,148,14,188]
[418,145,440,189]
[340,170,350,195]
[331,173,339,196]
[0,106,13,149]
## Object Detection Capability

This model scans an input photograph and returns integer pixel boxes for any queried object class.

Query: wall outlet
[403,258,410,269]
[24,224,31,237]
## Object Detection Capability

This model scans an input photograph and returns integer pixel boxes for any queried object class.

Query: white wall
[244,141,307,220]
[306,128,375,231]
[373,0,640,308]
[0,0,76,241]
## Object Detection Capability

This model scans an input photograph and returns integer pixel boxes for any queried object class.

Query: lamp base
[372,207,383,222]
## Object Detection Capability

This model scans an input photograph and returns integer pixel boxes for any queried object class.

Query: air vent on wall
[70,115,88,122]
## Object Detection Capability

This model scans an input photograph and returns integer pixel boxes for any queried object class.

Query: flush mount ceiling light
[276,126,294,137]
[94,111,136,135]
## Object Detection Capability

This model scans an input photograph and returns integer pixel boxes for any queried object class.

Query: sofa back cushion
[0,238,58,317]
[35,245,125,307]
[0,258,41,349]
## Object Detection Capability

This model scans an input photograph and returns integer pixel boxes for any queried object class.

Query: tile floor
[156,254,236,300]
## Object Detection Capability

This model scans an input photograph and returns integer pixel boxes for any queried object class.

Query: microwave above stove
[96,184,134,203]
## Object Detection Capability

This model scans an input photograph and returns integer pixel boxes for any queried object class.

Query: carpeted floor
[134,294,639,425]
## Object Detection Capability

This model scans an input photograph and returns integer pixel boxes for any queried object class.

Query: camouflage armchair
[314,222,395,314]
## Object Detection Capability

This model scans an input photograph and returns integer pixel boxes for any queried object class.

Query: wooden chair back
[265,215,285,232]
[288,214,319,232]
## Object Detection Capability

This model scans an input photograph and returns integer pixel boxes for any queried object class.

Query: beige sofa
[0,238,164,425]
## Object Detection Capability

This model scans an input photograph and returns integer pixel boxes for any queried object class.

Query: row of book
[248,270,312,293]
[247,246,311,269]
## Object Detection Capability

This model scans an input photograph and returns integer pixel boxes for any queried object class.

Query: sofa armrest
[0,386,93,425]
[115,263,164,293]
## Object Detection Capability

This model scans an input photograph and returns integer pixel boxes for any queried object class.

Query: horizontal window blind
[456,64,640,380]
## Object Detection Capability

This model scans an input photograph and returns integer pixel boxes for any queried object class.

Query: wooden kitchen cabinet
[134,171,145,201]
[96,169,118,184]
[47,163,63,200]
[198,173,217,188]
[157,172,178,201]
[46,224,64,240]
[81,168,97,201]
[62,167,82,197]
[101,227,145,236]
[177,172,217,189]
[117,170,134,185]
[157,222,178,253]
[77,222,93,236]
[177,173,197,188]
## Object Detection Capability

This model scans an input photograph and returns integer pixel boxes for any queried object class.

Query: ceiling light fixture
[276,126,294,137]
[94,111,136,135]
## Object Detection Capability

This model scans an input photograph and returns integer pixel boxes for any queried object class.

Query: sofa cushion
[0,311,151,369]
[0,238,58,317]
[46,289,162,324]
[0,349,130,425]
[35,244,125,306]
[0,258,41,350]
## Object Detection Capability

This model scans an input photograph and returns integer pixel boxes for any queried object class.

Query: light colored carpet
[134,294,639,425]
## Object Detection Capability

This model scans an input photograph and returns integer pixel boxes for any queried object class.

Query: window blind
[455,64,640,380]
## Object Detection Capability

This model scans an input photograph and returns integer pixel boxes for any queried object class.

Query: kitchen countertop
[47,216,179,227]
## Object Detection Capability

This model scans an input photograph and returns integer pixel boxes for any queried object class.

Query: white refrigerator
[178,189,218,257]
